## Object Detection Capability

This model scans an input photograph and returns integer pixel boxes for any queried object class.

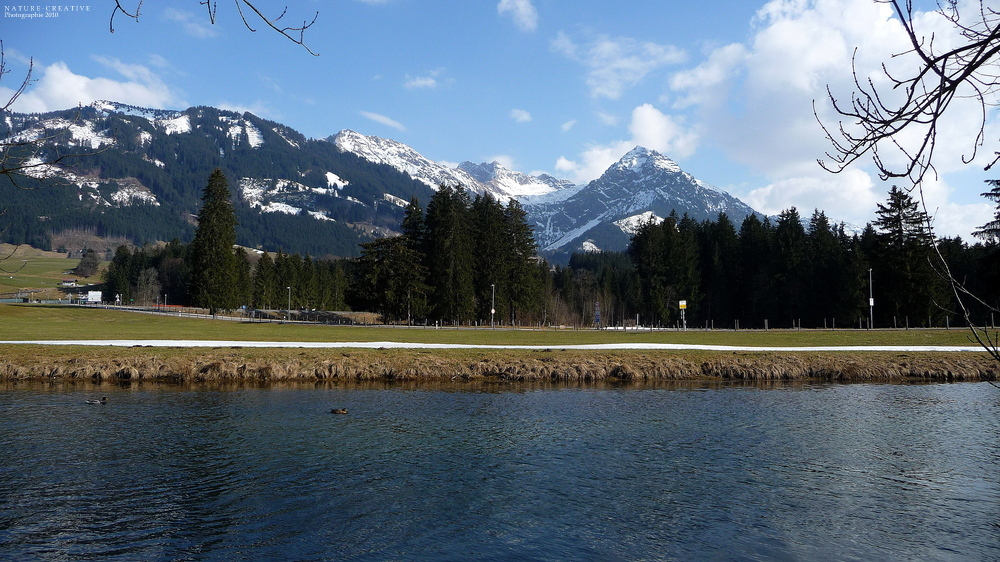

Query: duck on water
[87,397,107,404]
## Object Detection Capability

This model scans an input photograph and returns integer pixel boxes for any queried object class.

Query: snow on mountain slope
[331,130,486,194]
[524,146,759,253]
[331,129,579,201]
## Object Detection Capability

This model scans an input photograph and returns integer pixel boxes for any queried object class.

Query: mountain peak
[612,146,682,175]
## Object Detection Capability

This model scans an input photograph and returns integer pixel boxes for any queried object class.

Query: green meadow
[0,303,983,347]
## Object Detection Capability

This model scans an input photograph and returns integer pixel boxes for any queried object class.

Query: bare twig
[111,1,319,55]
[817,0,1000,186]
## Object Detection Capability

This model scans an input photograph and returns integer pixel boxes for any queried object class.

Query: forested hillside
[0,103,434,256]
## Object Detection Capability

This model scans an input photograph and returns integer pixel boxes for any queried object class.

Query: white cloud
[490,155,516,169]
[595,111,618,126]
[553,31,686,99]
[510,108,532,123]
[404,76,437,89]
[561,119,576,132]
[557,104,697,184]
[163,8,219,39]
[404,69,448,90]
[660,0,996,237]
[217,101,277,119]
[556,140,633,184]
[360,111,406,132]
[4,60,180,113]
[497,0,538,32]
[745,168,880,226]
[629,104,697,159]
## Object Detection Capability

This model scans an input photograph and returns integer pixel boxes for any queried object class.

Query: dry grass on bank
[0,345,996,384]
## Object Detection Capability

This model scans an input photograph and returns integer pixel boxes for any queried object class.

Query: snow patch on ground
[159,114,191,135]
[326,172,349,190]
[382,193,408,208]
[614,211,664,236]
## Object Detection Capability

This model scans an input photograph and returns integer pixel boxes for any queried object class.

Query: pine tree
[472,194,508,324]
[189,169,239,314]
[871,186,945,326]
[234,247,253,309]
[102,245,133,304]
[503,198,540,325]
[425,185,475,323]
[973,179,1000,243]
[773,207,807,326]
[252,251,275,309]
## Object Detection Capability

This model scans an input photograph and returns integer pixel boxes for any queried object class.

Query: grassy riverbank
[1,345,996,383]
[2,304,997,383]
[0,305,1000,382]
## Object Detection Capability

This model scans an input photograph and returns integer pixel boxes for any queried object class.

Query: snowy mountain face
[457,161,574,198]
[1,101,433,256]
[331,129,575,201]
[2,101,762,261]
[331,129,489,195]
[523,146,760,255]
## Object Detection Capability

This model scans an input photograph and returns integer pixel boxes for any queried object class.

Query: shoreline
[0,345,997,383]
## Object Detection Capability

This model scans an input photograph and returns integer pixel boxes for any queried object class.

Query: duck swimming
[86,397,107,405]
[330,408,348,415]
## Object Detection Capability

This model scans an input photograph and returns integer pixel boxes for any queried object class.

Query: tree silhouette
[189,169,239,314]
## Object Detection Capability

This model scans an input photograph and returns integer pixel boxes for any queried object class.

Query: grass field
[0,245,102,298]
[0,303,986,347]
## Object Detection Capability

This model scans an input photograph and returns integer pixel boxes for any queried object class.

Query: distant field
[0,245,101,298]
[0,303,985,347]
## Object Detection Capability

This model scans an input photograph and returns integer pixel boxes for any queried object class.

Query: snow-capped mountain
[523,146,760,254]
[331,129,573,201]
[457,161,575,198]
[2,101,762,261]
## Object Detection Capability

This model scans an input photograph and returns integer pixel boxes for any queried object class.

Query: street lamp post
[868,268,874,330]
[490,283,495,329]
[287,286,291,321]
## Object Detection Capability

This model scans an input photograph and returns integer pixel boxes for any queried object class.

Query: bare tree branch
[817,0,1000,187]
[111,1,319,55]
[819,1,1000,369]
[0,42,95,188]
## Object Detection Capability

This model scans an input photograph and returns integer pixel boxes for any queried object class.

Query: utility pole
[868,268,874,330]
[490,283,495,329]
[287,286,291,321]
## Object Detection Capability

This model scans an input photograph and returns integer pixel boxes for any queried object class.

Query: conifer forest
[102,172,1000,330]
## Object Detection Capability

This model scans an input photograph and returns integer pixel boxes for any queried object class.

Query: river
[1,381,998,560]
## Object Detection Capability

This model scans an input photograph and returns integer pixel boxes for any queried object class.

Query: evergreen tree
[234,247,253,309]
[102,245,133,304]
[503,199,540,325]
[973,179,1000,243]
[698,213,739,325]
[356,236,429,322]
[773,208,807,326]
[189,169,239,314]
[737,215,775,328]
[425,185,475,323]
[871,186,945,326]
[472,194,509,324]
[252,251,275,309]
[74,249,102,278]
[629,217,670,324]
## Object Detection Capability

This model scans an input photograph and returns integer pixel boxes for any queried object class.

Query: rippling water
[1,381,998,560]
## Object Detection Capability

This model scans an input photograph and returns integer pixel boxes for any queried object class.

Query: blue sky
[2,0,996,238]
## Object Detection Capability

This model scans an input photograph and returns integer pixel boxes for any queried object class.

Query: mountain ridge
[2,101,762,261]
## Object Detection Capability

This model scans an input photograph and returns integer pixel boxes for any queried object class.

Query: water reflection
[1,381,997,560]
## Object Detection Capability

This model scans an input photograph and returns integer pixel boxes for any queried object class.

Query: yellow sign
[679,300,687,309]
